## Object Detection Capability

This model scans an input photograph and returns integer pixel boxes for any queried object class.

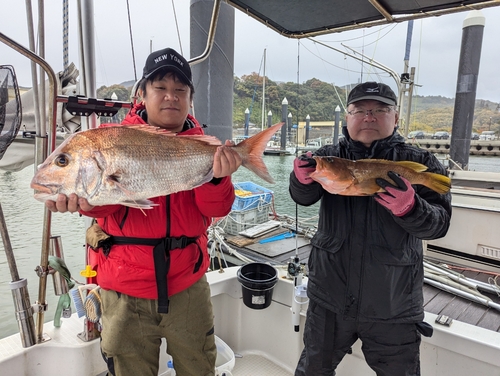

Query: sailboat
[1,1,500,375]
[245,49,296,156]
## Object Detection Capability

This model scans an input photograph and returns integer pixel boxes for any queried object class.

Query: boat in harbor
[263,140,296,156]
[1,1,500,375]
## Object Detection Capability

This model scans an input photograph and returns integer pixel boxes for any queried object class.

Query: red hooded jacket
[81,103,235,299]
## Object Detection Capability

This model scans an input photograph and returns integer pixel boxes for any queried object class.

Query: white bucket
[215,335,236,375]
[160,335,235,376]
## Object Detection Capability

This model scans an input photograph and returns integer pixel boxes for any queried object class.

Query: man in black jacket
[290,81,452,376]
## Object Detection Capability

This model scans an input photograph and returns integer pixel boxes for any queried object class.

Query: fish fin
[421,172,451,194]
[121,124,177,136]
[359,159,429,173]
[107,177,158,210]
[235,122,284,183]
[312,175,353,194]
[348,180,384,196]
[121,200,158,209]
[176,134,223,146]
[119,124,224,146]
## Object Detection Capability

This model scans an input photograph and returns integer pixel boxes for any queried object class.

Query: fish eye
[54,154,70,167]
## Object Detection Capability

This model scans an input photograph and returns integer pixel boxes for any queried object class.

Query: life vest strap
[108,235,199,313]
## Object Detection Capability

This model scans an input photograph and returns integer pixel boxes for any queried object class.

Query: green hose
[48,256,75,327]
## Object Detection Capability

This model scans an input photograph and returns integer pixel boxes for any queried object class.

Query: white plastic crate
[223,203,272,235]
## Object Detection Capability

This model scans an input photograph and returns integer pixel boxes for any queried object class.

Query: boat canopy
[226,0,500,38]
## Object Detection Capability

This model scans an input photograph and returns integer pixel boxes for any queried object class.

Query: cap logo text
[153,54,184,67]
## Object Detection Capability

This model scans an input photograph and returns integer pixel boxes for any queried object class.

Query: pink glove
[374,171,415,217]
[293,152,316,185]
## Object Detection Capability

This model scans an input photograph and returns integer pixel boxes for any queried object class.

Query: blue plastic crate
[232,181,273,211]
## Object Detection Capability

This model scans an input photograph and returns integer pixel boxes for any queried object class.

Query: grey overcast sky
[3,1,500,103]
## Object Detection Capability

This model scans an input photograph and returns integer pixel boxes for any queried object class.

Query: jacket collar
[126,103,203,135]
[342,126,405,159]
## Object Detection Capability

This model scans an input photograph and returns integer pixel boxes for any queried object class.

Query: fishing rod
[288,39,307,333]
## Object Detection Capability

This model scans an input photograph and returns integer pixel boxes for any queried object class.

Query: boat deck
[233,354,291,376]
[222,231,500,334]
[423,266,500,332]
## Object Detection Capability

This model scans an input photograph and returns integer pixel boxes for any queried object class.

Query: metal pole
[267,110,272,129]
[280,98,288,150]
[333,106,340,145]
[0,204,19,282]
[24,0,42,138]
[450,10,485,170]
[79,0,98,131]
[305,115,310,146]
[424,277,500,312]
[261,48,266,131]
[244,108,249,137]
[404,67,416,135]
[0,29,59,345]
[400,20,413,136]
[1,203,37,348]
[287,112,292,143]
[190,0,233,142]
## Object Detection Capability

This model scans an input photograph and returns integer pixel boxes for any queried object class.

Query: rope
[171,0,183,55]
[126,0,137,81]
[62,0,69,72]
[207,222,254,265]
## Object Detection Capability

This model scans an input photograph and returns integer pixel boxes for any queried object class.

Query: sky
[2,1,500,104]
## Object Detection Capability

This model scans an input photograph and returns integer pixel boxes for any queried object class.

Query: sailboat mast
[261,48,266,131]
[401,20,414,137]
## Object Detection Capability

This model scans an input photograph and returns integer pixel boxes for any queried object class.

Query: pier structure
[298,140,500,156]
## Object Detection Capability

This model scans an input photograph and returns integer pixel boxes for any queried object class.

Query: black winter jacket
[289,129,452,323]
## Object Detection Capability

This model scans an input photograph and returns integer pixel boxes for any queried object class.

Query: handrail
[0,31,58,344]
[188,0,221,67]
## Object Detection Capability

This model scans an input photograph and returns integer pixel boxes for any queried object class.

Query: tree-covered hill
[108,75,500,134]
[232,73,500,134]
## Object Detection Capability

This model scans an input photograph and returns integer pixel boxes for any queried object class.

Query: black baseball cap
[142,47,193,87]
[347,82,397,106]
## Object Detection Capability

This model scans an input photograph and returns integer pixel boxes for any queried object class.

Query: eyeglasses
[347,107,394,118]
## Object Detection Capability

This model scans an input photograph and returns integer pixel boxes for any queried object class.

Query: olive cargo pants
[100,275,216,376]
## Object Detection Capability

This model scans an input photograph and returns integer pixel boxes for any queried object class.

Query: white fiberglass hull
[1,267,499,375]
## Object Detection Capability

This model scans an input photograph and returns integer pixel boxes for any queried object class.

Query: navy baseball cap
[347,82,397,106]
[142,48,192,87]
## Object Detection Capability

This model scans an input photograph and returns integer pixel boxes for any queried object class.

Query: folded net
[0,65,21,160]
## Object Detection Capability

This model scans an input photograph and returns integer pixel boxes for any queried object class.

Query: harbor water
[1,155,499,338]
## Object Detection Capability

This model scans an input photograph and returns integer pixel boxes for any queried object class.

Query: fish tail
[421,172,451,194]
[235,122,284,183]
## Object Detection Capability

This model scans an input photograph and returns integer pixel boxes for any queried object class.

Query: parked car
[479,131,497,141]
[432,131,450,140]
[471,132,480,140]
[407,130,425,139]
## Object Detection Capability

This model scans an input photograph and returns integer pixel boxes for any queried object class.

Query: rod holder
[77,319,101,342]
[49,236,69,295]
[9,278,36,348]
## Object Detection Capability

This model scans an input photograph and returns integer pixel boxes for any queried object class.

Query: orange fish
[309,156,451,196]
[31,122,283,208]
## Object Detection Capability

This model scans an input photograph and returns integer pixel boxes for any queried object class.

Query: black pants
[295,301,421,376]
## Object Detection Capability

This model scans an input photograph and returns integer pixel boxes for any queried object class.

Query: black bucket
[237,262,278,309]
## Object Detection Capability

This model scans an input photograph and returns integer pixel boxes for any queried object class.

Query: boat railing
[0,30,59,347]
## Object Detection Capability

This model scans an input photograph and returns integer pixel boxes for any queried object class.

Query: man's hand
[375,171,415,217]
[293,151,316,185]
[213,141,242,178]
[45,193,94,213]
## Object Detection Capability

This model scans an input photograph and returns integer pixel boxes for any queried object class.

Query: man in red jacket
[46,47,241,376]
